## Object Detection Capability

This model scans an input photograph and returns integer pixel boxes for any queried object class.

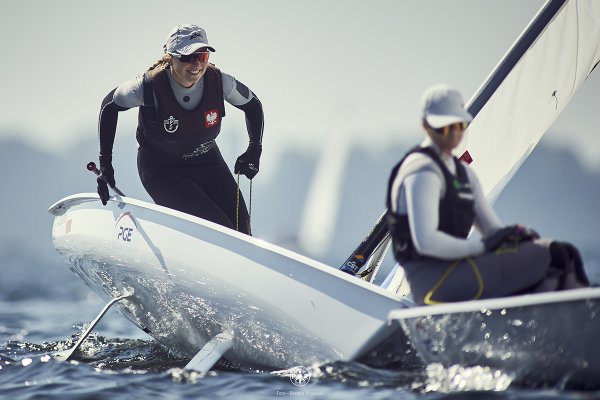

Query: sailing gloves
[97,155,115,205]
[484,224,540,252]
[234,144,262,180]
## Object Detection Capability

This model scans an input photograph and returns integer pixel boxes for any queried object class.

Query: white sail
[455,0,600,201]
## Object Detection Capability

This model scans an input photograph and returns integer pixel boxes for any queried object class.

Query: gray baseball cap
[164,24,216,56]
[421,84,473,128]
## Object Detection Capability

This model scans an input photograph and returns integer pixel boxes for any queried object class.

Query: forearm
[98,88,129,158]
[413,228,485,260]
[233,96,264,147]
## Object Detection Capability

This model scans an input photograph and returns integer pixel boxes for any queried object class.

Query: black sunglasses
[178,51,210,63]
[434,121,469,135]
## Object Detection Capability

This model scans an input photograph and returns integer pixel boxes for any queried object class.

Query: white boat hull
[389,288,600,388]
[49,193,416,370]
[49,193,600,387]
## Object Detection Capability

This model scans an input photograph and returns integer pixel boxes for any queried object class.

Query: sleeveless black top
[386,146,476,262]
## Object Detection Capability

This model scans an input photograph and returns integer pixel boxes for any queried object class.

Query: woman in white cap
[383,84,589,304]
[96,24,263,234]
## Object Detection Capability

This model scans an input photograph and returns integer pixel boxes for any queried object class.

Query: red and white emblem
[205,109,220,128]
[460,150,473,164]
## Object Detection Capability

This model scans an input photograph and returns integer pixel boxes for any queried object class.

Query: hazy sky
[1,0,599,170]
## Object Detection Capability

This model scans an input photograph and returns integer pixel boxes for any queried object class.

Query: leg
[550,241,590,289]
[406,241,552,303]
[188,163,251,235]
[529,267,561,293]
[467,241,553,298]
[141,172,235,230]
[563,242,590,286]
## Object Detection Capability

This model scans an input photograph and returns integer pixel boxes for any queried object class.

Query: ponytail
[147,54,171,72]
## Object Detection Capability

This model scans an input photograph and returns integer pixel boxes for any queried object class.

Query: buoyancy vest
[136,65,226,162]
[386,146,476,262]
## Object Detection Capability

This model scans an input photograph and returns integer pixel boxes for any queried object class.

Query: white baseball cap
[164,24,216,56]
[421,84,473,128]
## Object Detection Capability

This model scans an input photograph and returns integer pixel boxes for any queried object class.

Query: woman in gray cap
[383,84,589,305]
[96,24,263,234]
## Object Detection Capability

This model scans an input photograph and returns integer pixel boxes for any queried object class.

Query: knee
[549,241,589,287]
[549,241,570,271]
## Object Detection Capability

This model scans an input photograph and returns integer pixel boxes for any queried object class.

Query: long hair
[147,54,171,72]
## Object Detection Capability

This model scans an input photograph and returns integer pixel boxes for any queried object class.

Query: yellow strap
[494,243,519,254]
[424,257,485,305]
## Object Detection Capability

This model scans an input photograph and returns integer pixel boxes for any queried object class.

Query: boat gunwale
[388,287,600,320]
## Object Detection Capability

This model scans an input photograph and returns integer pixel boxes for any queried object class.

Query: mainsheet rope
[236,173,252,235]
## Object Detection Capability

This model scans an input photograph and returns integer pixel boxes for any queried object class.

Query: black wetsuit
[98,64,263,235]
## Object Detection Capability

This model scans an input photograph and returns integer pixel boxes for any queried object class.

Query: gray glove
[484,224,539,252]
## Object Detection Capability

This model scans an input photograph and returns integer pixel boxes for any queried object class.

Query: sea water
[1,249,599,400]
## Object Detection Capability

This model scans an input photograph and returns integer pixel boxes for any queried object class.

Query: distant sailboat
[298,120,354,256]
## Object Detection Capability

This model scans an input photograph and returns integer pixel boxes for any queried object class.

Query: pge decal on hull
[115,212,138,243]
[117,226,134,242]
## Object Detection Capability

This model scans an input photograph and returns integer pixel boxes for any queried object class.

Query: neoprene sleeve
[98,88,130,157]
[233,96,264,147]
[404,171,486,260]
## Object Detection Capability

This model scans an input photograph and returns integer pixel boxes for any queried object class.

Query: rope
[424,257,484,305]
[236,173,240,231]
[248,179,253,235]
[235,173,253,235]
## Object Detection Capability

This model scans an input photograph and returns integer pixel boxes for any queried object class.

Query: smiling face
[169,50,210,88]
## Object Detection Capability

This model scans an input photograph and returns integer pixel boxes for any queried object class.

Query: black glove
[234,145,262,179]
[483,224,540,252]
[511,225,540,242]
[97,155,115,206]
[484,225,518,252]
